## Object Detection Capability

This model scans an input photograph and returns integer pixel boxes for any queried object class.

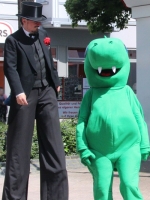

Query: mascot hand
[141,153,149,161]
[79,149,96,166]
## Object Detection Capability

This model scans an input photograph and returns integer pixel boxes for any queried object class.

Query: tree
[64,0,131,33]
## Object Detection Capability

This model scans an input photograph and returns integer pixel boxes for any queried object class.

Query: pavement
[0,157,150,200]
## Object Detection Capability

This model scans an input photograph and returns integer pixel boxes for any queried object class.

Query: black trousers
[2,86,68,200]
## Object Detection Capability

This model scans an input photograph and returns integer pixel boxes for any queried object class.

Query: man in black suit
[2,2,68,200]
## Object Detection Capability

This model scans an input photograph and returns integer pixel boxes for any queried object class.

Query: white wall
[136,17,150,133]
[110,25,136,48]
[0,3,17,15]
[46,28,104,47]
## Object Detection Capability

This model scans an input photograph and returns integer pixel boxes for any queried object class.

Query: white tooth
[98,67,102,74]
[112,66,116,73]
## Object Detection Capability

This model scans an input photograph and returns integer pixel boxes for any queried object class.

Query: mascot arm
[127,86,150,160]
[76,89,95,166]
[79,149,96,166]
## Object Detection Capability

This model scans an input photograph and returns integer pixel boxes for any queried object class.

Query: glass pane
[68,48,85,58]
[51,48,56,58]
[128,49,136,59]
[68,62,77,77]
[0,48,4,57]
[78,64,86,78]
[54,62,57,69]
[64,77,83,101]
[0,61,4,88]
[68,62,86,78]
[58,77,63,100]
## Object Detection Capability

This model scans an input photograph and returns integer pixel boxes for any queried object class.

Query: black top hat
[16,2,46,22]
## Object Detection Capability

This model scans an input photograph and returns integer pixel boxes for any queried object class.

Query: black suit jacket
[4,27,60,123]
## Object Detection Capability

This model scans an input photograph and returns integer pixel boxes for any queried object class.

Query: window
[68,62,85,78]
[0,48,4,57]
[68,48,85,59]
[58,77,83,101]
[68,47,86,78]
[58,47,87,101]
[0,61,4,88]
[54,62,57,69]
[128,49,136,59]
[51,47,57,69]
[51,47,57,59]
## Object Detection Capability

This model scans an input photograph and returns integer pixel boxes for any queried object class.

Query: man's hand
[56,86,60,92]
[16,93,28,105]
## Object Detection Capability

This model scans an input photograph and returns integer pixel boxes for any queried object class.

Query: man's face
[22,18,41,33]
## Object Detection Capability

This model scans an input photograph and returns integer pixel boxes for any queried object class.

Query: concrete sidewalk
[0,158,150,200]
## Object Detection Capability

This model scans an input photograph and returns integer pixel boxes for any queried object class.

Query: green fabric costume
[76,37,150,200]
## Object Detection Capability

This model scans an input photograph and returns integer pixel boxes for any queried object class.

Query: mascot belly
[76,37,150,200]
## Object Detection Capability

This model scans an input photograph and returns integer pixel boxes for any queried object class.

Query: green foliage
[0,119,77,162]
[0,122,39,162]
[0,122,7,162]
[30,126,39,159]
[31,119,78,158]
[64,0,131,33]
[60,118,77,156]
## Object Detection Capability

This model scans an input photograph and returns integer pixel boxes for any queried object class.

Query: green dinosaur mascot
[76,37,150,200]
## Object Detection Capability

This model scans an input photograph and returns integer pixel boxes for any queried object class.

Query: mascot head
[84,37,130,88]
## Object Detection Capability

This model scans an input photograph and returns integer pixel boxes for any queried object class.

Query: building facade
[0,0,18,95]
[0,0,137,118]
